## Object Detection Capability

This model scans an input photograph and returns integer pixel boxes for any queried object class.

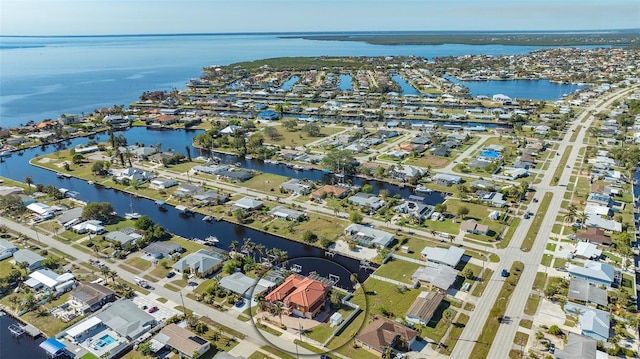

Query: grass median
[521,192,553,252]
[470,261,524,359]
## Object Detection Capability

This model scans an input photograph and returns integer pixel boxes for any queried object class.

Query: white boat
[204,236,219,245]
[0,151,12,158]
[125,195,140,219]
[125,212,141,220]
[292,164,304,171]
[87,181,94,185]
[415,185,433,194]
[202,215,213,222]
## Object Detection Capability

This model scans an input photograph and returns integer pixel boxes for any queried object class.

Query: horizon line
[2,28,639,38]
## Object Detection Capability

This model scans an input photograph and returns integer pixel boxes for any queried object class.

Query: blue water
[0,315,48,359]
[391,74,418,95]
[479,149,500,158]
[99,334,116,345]
[338,74,353,91]
[445,75,590,100]
[280,75,299,90]
[0,33,603,128]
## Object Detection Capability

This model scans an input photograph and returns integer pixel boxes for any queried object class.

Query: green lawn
[545,243,557,251]
[552,146,573,185]
[540,254,553,267]
[497,218,520,249]
[373,258,421,284]
[124,256,152,271]
[241,173,289,194]
[471,269,493,297]
[524,294,541,315]
[260,346,296,359]
[439,313,469,355]
[264,125,346,148]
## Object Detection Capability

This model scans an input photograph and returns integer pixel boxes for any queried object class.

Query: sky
[1,0,638,36]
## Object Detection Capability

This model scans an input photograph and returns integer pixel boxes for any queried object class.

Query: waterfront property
[59,299,157,359]
[268,205,306,221]
[70,283,115,313]
[264,274,330,319]
[142,242,183,259]
[25,268,75,293]
[231,196,264,212]
[344,224,394,248]
[172,249,224,277]
[218,272,276,299]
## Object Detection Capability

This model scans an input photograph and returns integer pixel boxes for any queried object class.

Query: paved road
[451,85,638,359]
[0,217,320,358]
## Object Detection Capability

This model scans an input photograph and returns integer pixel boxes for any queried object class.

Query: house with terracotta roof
[264,274,330,319]
[355,317,418,355]
[576,227,611,246]
[310,185,349,201]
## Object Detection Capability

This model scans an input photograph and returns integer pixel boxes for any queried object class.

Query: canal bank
[0,309,49,359]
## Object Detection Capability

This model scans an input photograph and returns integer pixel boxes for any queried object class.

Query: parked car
[501,269,509,277]
[166,272,175,278]
[549,343,555,354]
[148,306,159,313]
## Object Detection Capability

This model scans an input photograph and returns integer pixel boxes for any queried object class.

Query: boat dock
[8,323,40,338]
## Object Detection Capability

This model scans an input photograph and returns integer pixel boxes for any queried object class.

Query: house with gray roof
[172,249,223,277]
[279,179,312,195]
[218,169,254,182]
[348,193,385,211]
[105,230,141,247]
[568,261,618,287]
[0,238,18,261]
[405,291,444,326]
[432,173,461,186]
[420,246,465,267]
[193,190,228,205]
[13,249,44,272]
[71,283,115,313]
[344,224,394,248]
[411,265,458,291]
[142,242,182,259]
[219,272,276,299]
[556,333,606,359]
[232,197,263,211]
[567,278,608,307]
[268,206,306,221]
[564,302,610,342]
[56,207,83,226]
[394,200,431,220]
[173,183,204,198]
[94,299,156,340]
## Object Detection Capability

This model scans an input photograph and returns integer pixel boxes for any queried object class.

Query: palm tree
[229,240,239,254]
[330,291,342,309]
[350,273,359,289]
[273,301,284,325]
[100,266,111,280]
[24,176,33,188]
[255,244,266,262]
[242,237,254,255]
[109,270,119,285]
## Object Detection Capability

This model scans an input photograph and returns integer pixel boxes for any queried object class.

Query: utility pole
[179,291,186,316]
[31,225,41,246]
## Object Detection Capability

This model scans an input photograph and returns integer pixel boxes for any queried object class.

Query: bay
[0,33,601,128]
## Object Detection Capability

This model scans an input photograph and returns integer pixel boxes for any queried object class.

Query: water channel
[1,127,452,286]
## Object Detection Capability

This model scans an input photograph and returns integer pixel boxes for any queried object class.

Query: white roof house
[583,205,611,217]
[72,220,106,234]
[0,238,18,260]
[411,265,459,290]
[574,242,602,260]
[26,202,54,216]
[584,214,622,232]
[420,246,465,267]
[232,196,264,211]
[26,268,75,289]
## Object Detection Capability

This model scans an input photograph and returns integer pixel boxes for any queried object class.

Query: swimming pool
[99,334,116,346]
[480,149,501,159]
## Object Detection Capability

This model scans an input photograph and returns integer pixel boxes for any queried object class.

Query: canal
[0,127,449,286]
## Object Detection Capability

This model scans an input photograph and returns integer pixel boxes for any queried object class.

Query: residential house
[575,228,611,246]
[218,168,254,182]
[555,333,607,359]
[172,250,223,277]
[310,185,349,200]
[193,191,228,205]
[105,230,141,247]
[567,261,618,287]
[584,214,622,233]
[586,192,612,207]
[257,110,280,121]
[394,201,431,220]
[268,206,306,221]
[411,265,459,291]
[355,317,418,355]
[25,268,75,291]
[12,249,44,272]
[479,192,506,208]
[219,125,241,135]
[344,224,394,248]
[219,272,275,299]
[148,152,173,165]
[149,178,178,190]
[460,220,489,235]
[405,291,445,326]
[564,302,610,342]
[279,179,311,195]
[567,278,608,307]
[432,173,462,186]
[173,183,204,198]
[232,197,263,211]
[113,167,154,183]
[420,246,465,267]
[70,283,115,313]
[389,165,425,181]
[502,167,529,179]
[430,146,450,157]
[264,274,330,319]
[0,238,18,261]
[142,242,182,259]
[72,220,106,235]
[348,193,385,211]
[573,242,602,260]
[153,324,210,359]
[56,207,83,227]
